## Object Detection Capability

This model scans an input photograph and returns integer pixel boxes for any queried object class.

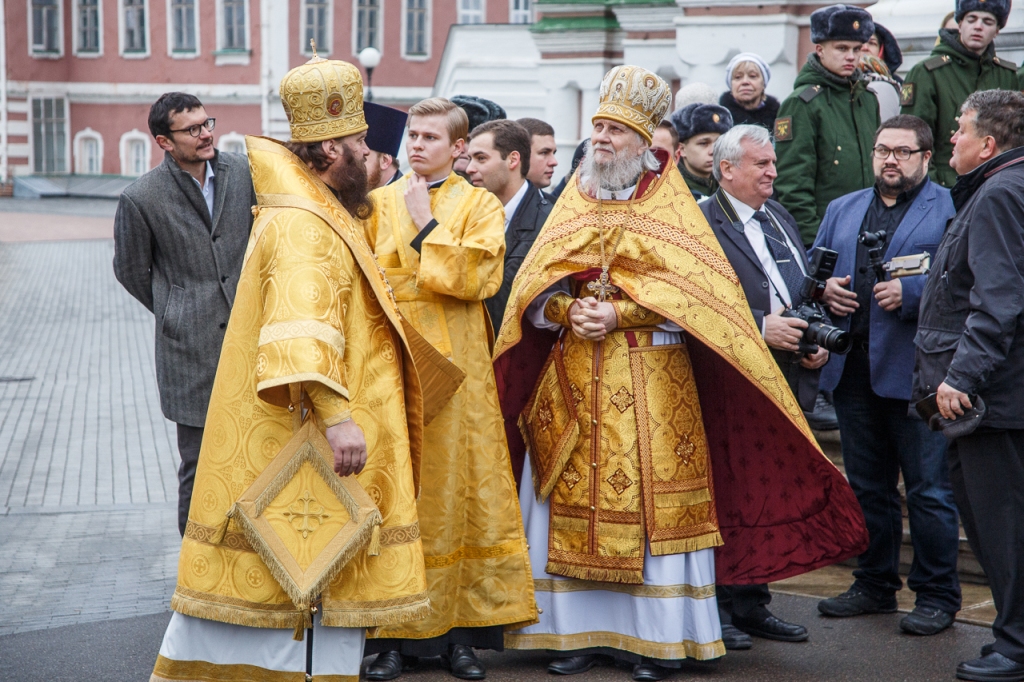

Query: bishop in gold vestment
[363,98,536,671]
[495,66,867,676]
[152,57,441,682]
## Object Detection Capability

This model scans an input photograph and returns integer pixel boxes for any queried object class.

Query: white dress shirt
[503,180,530,232]
[721,190,807,319]
[190,161,216,219]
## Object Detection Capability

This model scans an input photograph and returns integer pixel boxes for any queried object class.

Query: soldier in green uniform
[669,102,734,201]
[900,0,1017,189]
[774,4,880,246]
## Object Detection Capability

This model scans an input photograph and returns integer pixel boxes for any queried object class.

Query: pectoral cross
[586,267,619,302]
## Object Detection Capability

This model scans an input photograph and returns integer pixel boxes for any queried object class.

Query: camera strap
[716,192,802,308]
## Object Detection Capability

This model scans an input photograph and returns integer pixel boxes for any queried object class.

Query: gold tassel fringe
[368,523,381,556]
[545,561,644,585]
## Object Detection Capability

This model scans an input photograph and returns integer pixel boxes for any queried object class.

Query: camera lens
[807,321,852,355]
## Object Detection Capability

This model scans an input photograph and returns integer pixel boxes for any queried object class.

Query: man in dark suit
[466,119,552,335]
[814,115,961,636]
[701,123,823,650]
[113,92,255,536]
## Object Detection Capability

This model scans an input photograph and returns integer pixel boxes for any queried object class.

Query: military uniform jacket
[900,29,1018,189]
[774,56,880,246]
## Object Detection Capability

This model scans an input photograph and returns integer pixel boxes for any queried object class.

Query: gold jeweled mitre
[280,54,368,143]
[592,65,672,144]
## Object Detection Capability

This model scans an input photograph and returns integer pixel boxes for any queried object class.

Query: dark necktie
[754,210,805,307]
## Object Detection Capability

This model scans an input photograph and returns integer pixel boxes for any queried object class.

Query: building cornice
[613,4,682,32]
[6,81,262,104]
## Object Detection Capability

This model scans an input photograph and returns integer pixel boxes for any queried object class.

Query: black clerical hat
[363,101,408,158]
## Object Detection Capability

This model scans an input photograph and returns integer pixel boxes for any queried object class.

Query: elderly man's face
[590,119,645,164]
[950,109,992,175]
[719,138,777,207]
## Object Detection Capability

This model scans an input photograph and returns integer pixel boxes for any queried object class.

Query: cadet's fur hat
[956,0,1011,29]
[810,4,875,44]
[451,95,506,133]
[874,23,903,74]
[670,103,733,142]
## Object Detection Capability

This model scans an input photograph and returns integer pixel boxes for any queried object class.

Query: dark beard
[877,167,921,196]
[326,145,373,219]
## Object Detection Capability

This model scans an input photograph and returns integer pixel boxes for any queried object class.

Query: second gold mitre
[592,65,672,143]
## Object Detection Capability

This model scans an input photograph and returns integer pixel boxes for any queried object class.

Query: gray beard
[580,144,644,197]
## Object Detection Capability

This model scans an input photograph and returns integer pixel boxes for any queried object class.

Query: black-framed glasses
[169,118,216,137]
[873,145,925,161]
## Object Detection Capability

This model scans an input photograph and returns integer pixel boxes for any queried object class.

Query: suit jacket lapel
[885,181,935,258]
[210,152,230,236]
[506,182,541,255]
[712,191,764,276]
[165,152,213,230]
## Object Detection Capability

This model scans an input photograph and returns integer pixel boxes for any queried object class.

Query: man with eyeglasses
[811,115,961,636]
[900,0,1017,189]
[113,92,255,537]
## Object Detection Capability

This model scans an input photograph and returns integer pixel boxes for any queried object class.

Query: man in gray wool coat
[113,92,255,536]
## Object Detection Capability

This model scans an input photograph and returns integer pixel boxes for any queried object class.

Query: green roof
[531,14,620,33]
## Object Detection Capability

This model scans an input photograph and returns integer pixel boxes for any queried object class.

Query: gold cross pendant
[586,268,619,302]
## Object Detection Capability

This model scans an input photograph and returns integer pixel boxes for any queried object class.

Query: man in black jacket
[466,119,552,335]
[701,123,823,650]
[914,89,1024,682]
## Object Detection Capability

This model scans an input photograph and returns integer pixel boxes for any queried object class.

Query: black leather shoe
[442,645,486,680]
[734,609,809,642]
[721,623,753,650]
[547,655,599,675]
[818,587,898,617]
[957,652,1024,681]
[900,606,955,636]
[632,662,670,681]
[365,651,417,681]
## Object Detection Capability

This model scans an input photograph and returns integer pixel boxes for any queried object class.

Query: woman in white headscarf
[719,52,780,131]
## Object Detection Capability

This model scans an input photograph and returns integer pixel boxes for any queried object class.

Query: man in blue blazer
[813,115,961,635]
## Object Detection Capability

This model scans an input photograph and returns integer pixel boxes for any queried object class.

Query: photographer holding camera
[811,115,961,637]
[701,124,826,650]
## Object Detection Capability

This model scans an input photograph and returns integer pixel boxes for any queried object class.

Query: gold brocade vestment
[365,172,538,639]
[495,162,863,586]
[168,137,430,634]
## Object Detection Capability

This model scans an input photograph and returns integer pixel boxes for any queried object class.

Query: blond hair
[408,97,469,144]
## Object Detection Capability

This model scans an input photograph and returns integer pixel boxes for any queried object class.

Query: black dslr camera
[858,230,889,282]
[781,247,852,356]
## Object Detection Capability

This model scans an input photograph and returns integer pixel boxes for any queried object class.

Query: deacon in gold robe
[494,66,868,681]
[151,55,444,682]
[363,97,537,681]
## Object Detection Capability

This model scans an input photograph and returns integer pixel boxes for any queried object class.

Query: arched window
[120,129,152,176]
[218,131,246,155]
[74,128,104,174]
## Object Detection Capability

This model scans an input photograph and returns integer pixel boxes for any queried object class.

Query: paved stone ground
[0,238,182,636]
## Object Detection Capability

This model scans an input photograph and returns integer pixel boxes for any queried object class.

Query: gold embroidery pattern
[258,319,346,357]
[282,489,331,539]
[561,463,583,491]
[607,468,634,495]
[537,400,554,431]
[533,578,716,599]
[676,438,695,465]
[610,387,635,413]
[184,520,254,552]
[569,382,584,404]
[380,522,420,547]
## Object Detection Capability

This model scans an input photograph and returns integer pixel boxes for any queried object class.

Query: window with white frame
[219,132,246,155]
[355,0,380,53]
[303,0,330,54]
[123,0,148,53]
[120,130,151,176]
[77,0,100,53]
[31,0,62,54]
[404,0,427,57]
[221,0,247,50]
[75,129,103,174]
[32,98,68,174]
[171,0,197,52]
[457,0,483,24]
[509,0,531,24]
